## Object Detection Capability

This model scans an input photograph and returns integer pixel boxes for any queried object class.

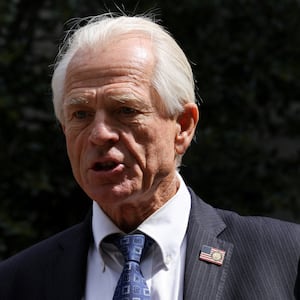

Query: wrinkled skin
[62,33,198,232]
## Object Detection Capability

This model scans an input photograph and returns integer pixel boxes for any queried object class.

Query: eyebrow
[64,93,149,109]
[64,97,90,106]
[108,94,144,105]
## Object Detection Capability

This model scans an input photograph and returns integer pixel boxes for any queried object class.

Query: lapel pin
[199,245,226,266]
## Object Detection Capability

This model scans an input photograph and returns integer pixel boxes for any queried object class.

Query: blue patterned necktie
[112,234,153,300]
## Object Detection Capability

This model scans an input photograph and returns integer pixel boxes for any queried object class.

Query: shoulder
[0,216,91,274]
[215,205,300,268]
[217,207,300,242]
[189,187,300,248]
[0,217,91,299]
[0,223,73,268]
[189,186,300,240]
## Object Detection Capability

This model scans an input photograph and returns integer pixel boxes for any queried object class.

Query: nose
[89,112,119,146]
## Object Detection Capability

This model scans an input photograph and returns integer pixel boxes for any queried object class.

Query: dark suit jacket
[0,188,299,299]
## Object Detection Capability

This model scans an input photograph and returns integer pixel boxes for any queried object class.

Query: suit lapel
[46,211,92,300]
[41,192,233,299]
[184,189,234,300]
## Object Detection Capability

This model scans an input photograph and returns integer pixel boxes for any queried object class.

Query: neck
[105,175,180,233]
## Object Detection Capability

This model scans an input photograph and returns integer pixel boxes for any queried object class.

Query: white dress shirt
[84,173,191,300]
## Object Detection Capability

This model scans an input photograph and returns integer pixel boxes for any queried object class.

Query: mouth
[92,161,119,172]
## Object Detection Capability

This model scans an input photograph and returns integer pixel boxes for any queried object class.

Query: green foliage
[0,0,299,260]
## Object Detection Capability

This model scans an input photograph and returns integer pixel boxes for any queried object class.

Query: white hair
[51,13,196,123]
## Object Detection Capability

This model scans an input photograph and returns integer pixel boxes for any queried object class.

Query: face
[62,34,196,225]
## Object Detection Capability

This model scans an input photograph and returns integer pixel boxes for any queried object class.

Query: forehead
[66,33,155,80]
[62,33,162,113]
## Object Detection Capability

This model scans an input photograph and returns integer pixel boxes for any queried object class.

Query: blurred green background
[1,0,300,260]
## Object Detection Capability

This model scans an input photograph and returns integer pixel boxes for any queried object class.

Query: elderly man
[0,14,299,300]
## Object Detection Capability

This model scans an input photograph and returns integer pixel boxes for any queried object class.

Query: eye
[118,106,138,116]
[73,110,91,119]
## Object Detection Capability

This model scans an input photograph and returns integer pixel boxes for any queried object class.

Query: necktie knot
[113,234,152,263]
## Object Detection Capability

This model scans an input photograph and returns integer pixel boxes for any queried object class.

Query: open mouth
[92,162,119,171]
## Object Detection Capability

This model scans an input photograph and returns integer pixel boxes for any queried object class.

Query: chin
[85,184,137,203]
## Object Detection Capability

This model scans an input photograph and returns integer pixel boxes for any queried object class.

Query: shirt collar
[137,173,191,268]
[92,172,191,269]
[92,201,120,249]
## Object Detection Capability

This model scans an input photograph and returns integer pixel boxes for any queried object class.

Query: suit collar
[46,211,92,300]
[184,188,234,300]
[42,191,233,299]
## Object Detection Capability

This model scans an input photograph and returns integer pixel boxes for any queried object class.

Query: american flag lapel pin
[199,245,226,266]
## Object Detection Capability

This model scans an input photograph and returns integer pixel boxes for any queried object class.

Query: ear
[175,103,199,155]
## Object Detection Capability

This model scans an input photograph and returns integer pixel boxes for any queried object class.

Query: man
[0,13,299,300]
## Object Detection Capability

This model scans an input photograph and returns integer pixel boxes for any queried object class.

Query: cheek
[137,124,176,169]
[65,130,85,167]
